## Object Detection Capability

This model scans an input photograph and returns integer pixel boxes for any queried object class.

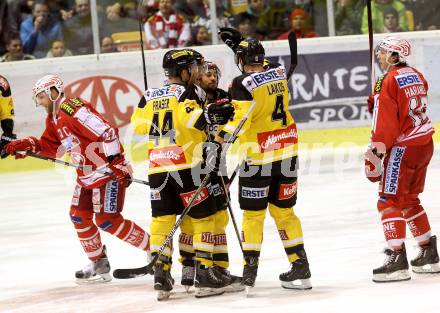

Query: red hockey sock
[96,214,150,252]
[403,205,431,244]
[71,210,104,261]
[381,208,406,249]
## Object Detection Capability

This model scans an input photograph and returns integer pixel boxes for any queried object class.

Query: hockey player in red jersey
[4,75,152,284]
[365,36,440,282]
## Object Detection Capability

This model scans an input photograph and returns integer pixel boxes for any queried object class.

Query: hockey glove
[364,147,384,183]
[5,136,40,159]
[218,27,244,53]
[0,133,17,159]
[203,141,222,174]
[108,155,133,187]
[367,94,375,115]
[204,101,235,125]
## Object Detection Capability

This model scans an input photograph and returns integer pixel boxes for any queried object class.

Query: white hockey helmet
[376,36,411,64]
[32,74,64,105]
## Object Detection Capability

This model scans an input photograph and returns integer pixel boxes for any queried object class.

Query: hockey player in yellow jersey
[176,59,244,292]
[215,37,312,292]
[0,75,17,158]
[131,48,234,300]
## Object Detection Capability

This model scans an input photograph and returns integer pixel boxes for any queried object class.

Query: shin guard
[269,203,304,263]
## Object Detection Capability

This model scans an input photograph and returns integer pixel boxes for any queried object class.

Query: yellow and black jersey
[131,83,208,174]
[219,65,298,165]
[0,75,14,121]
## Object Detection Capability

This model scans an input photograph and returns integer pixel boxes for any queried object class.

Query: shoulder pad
[68,97,85,107]
[147,15,156,22]
[59,101,76,116]
[246,66,286,90]
[144,85,186,102]
[178,84,206,105]
[374,74,387,93]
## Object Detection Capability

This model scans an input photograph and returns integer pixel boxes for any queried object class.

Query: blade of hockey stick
[286,32,298,81]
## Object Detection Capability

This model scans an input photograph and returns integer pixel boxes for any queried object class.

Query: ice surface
[1,148,439,313]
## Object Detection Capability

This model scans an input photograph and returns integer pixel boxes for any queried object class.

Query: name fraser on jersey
[257,124,298,152]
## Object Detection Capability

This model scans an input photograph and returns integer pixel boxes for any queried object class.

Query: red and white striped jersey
[371,65,435,151]
[38,97,123,188]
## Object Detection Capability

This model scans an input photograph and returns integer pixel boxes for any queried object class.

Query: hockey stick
[15,151,150,186]
[219,174,243,251]
[366,0,374,92]
[113,101,258,279]
[205,129,243,252]
[137,0,148,90]
[286,32,298,81]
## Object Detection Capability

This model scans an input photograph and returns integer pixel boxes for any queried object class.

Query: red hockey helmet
[32,74,64,105]
[376,36,411,64]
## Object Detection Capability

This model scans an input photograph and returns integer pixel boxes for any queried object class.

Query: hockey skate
[373,243,411,283]
[75,246,111,284]
[242,257,259,296]
[181,265,195,292]
[154,263,174,301]
[213,266,245,293]
[279,252,312,290]
[194,262,225,298]
[411,236,440,274]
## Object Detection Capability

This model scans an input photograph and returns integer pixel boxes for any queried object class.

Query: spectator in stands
[189,0,234,32]
[361,0,408,34]
[234,12,258,39]
[102,2,139,37]
[0,36,35,62]
[46,39,72,57]
[247,0,286,40]
[46,0,73,21]
[20,0,63,58]
[144,0,190,49]
[0,0,12,56]
[382,6,403,32]
[334,0,365,36]
[63,0,93,55]
[8,0,34,36]
[278,8,318,40]
[101,36,117,53]
[189,25,211,46]
[402,0,440,30]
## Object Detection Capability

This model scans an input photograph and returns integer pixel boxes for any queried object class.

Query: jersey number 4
[409,96,428,127]
[149,110,175,145]
[272,94,287,126]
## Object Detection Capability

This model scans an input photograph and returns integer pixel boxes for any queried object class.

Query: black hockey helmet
[205,61,221,80]
[162,49,197,77]
[185,48,204,65]
[235,38,265,68]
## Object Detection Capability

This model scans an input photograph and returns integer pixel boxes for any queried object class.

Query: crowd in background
[0,0,439,62]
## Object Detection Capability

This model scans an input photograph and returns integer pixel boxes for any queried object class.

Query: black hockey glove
[0,133,17,159]
[204,101,234,125]
[218,27,244,53]
[203,141,222,174]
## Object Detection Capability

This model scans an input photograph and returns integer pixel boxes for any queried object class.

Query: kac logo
[65,75,142,128]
